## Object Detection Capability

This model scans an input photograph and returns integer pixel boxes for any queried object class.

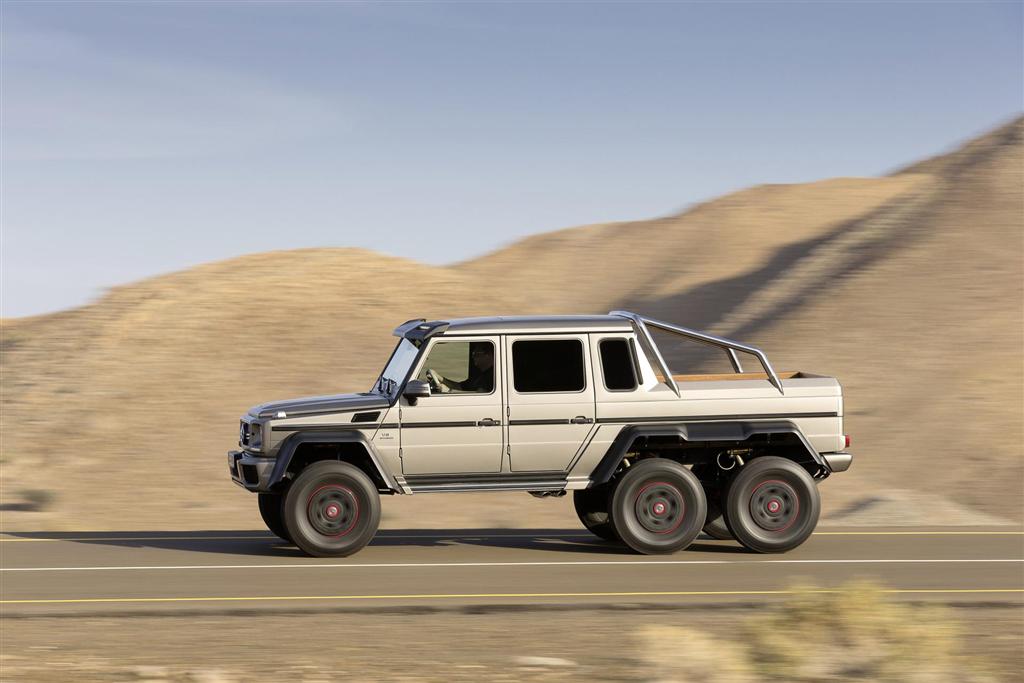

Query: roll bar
[609,311,785,396]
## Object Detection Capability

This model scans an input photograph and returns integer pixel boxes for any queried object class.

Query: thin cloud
[1,21,343,161]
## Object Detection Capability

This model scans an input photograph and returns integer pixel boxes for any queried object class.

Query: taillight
[844,435,851,449]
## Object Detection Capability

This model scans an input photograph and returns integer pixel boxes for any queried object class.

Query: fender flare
[589,420,826,485]
[268,430,399,492]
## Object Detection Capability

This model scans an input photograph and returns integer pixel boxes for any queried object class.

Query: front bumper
[228,450,276,491]
[822,452,853,473]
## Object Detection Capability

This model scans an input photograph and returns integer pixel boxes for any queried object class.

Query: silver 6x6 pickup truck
[229,312,852,557]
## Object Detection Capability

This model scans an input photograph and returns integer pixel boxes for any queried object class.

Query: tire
[609,459,707,555]
[724,456,820,553]
[691,464,733,541]
[283,461,381,557]
[258,493,291,542]
[573,485,618,541]
[702,496,734,541]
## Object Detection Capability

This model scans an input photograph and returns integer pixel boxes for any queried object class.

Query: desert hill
[2,116,1021,530]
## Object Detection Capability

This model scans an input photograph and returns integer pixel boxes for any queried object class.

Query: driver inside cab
[425,342,494,393]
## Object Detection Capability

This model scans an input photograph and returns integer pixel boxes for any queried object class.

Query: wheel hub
[306,485,359,537]
[749,480,799,532]
[635,482,685,534]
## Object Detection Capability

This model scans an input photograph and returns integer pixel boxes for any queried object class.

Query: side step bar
[403,473,568,494]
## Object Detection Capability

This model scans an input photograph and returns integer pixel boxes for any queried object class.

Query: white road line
[2,558,1021,572]
[1,531,1022,542]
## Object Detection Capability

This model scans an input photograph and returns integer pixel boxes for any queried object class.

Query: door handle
[570,416,594,424]
[477,418,501,427]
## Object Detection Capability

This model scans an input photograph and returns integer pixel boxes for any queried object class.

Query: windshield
[373,338,421,397]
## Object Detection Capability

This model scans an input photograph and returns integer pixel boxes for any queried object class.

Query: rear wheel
[283,461,381,557]
[691,464,733,541]
[724,456,819,553]
[257,493,291,542]
[573,485,617,541]
[609,459,706,555]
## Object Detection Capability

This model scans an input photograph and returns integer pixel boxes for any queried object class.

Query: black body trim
[271,424,376,432]
[400,421,479,428]
[595,412,837,424]
[589,420,827,485]
[268,431,398,492]
[508,419,574,426]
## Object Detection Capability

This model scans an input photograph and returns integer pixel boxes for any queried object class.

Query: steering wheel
[425,368,450,393]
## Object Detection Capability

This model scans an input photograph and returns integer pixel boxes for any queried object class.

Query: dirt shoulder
[2,604,1022,682]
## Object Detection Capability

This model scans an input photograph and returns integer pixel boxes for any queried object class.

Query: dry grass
[636,582,1001,683]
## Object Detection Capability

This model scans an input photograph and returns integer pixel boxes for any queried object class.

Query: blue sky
[2,1,1021,317]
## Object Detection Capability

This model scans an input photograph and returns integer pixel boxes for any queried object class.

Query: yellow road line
[0,534,581,543]
[1,531,1022,542]
[2,588,1022,605]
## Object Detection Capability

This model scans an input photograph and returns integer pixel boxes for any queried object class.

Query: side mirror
[403,379,431,405]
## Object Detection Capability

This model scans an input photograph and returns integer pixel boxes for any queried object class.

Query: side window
[417,341,495,394]
[599,338,638,391]
[512,339,585,393]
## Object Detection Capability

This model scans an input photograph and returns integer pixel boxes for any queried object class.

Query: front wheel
[723,456,820,553]
[609,459,707,555]
[283,461,381,557]
[258,493,291,542]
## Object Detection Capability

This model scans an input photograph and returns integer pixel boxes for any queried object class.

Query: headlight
[239,420,263,451]
[249,423,263,451]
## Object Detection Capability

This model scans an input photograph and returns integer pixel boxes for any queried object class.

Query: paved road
[2,528,1022,615]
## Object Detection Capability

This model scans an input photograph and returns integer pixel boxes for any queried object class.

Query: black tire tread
[609,459,707,555]
[723,456,819,553]
[283,460,381,558]
[257,493,291,542]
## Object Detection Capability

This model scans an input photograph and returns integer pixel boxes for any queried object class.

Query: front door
[399,336,504,474]
[505,335,596,471]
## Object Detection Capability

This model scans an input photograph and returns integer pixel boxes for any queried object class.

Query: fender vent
[352,411,381,423]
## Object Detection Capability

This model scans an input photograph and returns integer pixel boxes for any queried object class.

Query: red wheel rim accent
[634,481,685,534]
[748,479,800,533]
[306,484,360,538]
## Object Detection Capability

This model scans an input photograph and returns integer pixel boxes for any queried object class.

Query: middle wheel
[609,459,707,554]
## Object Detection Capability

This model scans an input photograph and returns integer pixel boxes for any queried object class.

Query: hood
[249,392,390,419]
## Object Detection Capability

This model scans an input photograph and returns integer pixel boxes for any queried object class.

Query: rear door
[505,335,596,471]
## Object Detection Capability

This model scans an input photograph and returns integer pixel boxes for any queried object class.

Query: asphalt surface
[2,527,1022,616]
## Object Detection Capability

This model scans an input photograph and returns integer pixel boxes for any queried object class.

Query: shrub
[635,582,998,683]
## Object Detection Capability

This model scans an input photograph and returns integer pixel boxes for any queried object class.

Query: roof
[393,314,634,339]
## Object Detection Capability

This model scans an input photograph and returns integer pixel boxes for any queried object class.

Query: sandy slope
[1,117,1021,531]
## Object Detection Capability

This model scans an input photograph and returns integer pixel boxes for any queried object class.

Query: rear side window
[599,338,638,391]
[512,339,585,393]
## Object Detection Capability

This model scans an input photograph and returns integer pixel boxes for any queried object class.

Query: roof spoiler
[393,319,449,341]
